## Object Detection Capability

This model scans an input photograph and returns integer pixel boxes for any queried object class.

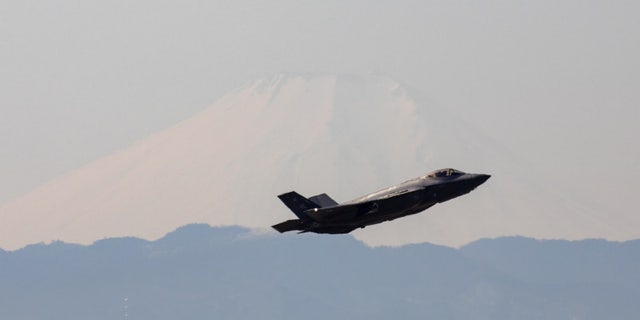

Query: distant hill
[1,224,638,320]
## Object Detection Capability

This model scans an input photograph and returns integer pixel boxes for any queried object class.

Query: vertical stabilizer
[277,191,319,221]
[308,193,339,207]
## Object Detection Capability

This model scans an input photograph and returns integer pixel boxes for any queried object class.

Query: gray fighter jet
[272,168,490,234]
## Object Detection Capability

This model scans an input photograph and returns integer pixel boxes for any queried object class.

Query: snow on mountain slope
[0,74,635,250]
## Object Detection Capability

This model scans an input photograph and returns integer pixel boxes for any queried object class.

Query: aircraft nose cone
[470,174,491,188]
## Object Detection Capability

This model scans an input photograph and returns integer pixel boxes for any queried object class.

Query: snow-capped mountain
[0,74,635,250]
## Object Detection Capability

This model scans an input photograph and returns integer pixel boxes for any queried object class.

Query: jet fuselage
[272,168,490,234]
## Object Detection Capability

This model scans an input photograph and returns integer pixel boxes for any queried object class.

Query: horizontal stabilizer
[272,219,306,233]
[308,193,339,207]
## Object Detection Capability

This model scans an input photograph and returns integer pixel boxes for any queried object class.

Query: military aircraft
[272,168,490,234]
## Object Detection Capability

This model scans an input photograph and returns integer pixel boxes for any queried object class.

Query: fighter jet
[272,168,490,234]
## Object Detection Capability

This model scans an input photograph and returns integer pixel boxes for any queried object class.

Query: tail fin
[277,191,319,221]
[308,193,339,207]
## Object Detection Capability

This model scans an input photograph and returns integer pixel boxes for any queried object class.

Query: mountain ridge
[1,224,638,320]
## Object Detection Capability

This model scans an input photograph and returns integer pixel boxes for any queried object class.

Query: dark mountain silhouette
[1,225,638,319]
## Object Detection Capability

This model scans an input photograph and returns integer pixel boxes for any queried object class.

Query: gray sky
[1,0,639,216]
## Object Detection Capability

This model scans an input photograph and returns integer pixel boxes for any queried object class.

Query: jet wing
[304,202,372,222]
[308,186,425,222]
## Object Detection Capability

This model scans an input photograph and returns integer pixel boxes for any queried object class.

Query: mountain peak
[1,73,636,251]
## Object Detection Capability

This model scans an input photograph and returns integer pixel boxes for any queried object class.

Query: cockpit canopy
[427,168,465,178]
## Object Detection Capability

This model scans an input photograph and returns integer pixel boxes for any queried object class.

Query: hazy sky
[1,1,639,219]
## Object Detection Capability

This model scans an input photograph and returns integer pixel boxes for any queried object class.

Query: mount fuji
[0,74,635,250]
